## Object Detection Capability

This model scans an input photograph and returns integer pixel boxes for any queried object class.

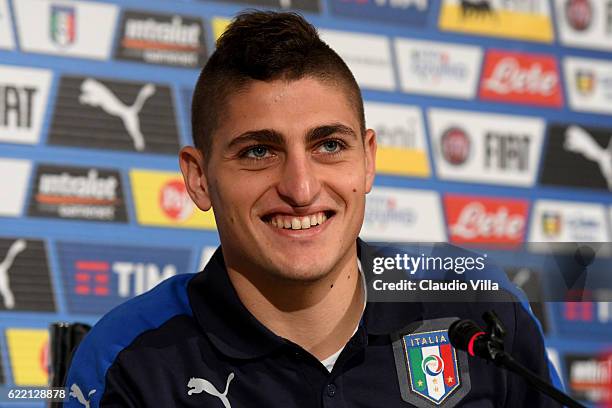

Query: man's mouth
[263,211,334,230]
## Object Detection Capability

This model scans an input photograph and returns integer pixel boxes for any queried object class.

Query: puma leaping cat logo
[0,239,26,309]
[69,383,96,408]
[187,372,234,408]
[79,78,156,151]
[564,125,612,190]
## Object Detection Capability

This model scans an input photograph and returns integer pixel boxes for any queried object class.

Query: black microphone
[449,313,586,408]
[448,319,487,358]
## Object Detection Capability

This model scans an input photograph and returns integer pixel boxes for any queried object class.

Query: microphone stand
[477,311,586,408]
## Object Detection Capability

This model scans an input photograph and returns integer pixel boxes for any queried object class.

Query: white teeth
[268,211,331,230]
[291,218,301,230]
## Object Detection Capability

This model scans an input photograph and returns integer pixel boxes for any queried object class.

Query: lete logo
[480,50,563,107]
[445,194,528,246]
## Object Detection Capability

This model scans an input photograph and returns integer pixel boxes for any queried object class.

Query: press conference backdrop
[0,0,611,406]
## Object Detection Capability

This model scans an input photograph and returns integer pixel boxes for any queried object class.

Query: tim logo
[74,260,110,296]
[50,5,76,47]
[79,79,155,151]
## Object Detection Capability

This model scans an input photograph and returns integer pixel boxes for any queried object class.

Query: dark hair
[191,10,365,157]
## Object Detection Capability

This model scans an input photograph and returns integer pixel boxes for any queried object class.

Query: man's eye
[319,140,342,153]
[245,146,270,159]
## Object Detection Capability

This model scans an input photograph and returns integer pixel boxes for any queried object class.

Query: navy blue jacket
[64,241,563,407]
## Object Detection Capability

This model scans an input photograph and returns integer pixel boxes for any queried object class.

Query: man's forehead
[226,123,359,149]
[218,77,362,143]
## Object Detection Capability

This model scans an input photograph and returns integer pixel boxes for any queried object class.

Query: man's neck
[226,253,364,361]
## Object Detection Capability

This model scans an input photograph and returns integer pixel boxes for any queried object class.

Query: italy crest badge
[392,318,471,407]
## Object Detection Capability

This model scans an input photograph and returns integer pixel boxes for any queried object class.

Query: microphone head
[449,319,485,356]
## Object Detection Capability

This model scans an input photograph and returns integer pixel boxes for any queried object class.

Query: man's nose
[276,152,321,207]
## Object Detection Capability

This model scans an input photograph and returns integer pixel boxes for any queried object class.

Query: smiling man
[64,11,562,408]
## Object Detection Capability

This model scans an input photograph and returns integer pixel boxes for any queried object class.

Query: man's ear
[179,146,212,211]
[363,128,377,194]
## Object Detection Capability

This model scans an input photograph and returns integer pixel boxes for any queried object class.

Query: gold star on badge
[417,380,424,387]
[447,376,454,384]
[432,378,438,385]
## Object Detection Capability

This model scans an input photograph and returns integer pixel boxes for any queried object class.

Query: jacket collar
[188,240,423,359]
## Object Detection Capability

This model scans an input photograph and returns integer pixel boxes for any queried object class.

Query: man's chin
[265,257,335,284]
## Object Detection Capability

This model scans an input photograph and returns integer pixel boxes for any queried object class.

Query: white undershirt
[319,260,367,372]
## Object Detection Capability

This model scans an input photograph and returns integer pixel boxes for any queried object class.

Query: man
[64,11,562,407]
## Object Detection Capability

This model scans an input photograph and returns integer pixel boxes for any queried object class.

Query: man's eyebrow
[306,124,358,144]
[227,129,284,149]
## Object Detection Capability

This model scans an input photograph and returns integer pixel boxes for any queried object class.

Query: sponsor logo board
[13,0,118,60]
[565,57,612,115]
[361,187,446,242]
[479,50,563,107]
[115,10,207,68]
[206,0,320,12]
[395,38,482,99]
[529,200,609,242]
[540,123,612,191]
[438,0,554,43]
[364,102,430,177]
[211,17,231,41]
[0,238,55,312]
[329,0,430,26]
[48,76,180,154]
[5,329,48,386]
[0,159,31,217]
[562,301,612,324]
[28,164,128,222]
[0,65,53,145]
[565,353,612,403]
[428,109,544,187]
[0,0,15,49]
[130,169,216,230]
[556,0,612,52]
[56,242,192,314]
[444,194,529,247]
[319,29,395,91]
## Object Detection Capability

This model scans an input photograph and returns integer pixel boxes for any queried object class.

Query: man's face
[182,77,376,282]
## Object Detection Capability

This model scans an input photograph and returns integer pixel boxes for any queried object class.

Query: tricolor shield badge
[50,5,76,47]
[392,318,470,407]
